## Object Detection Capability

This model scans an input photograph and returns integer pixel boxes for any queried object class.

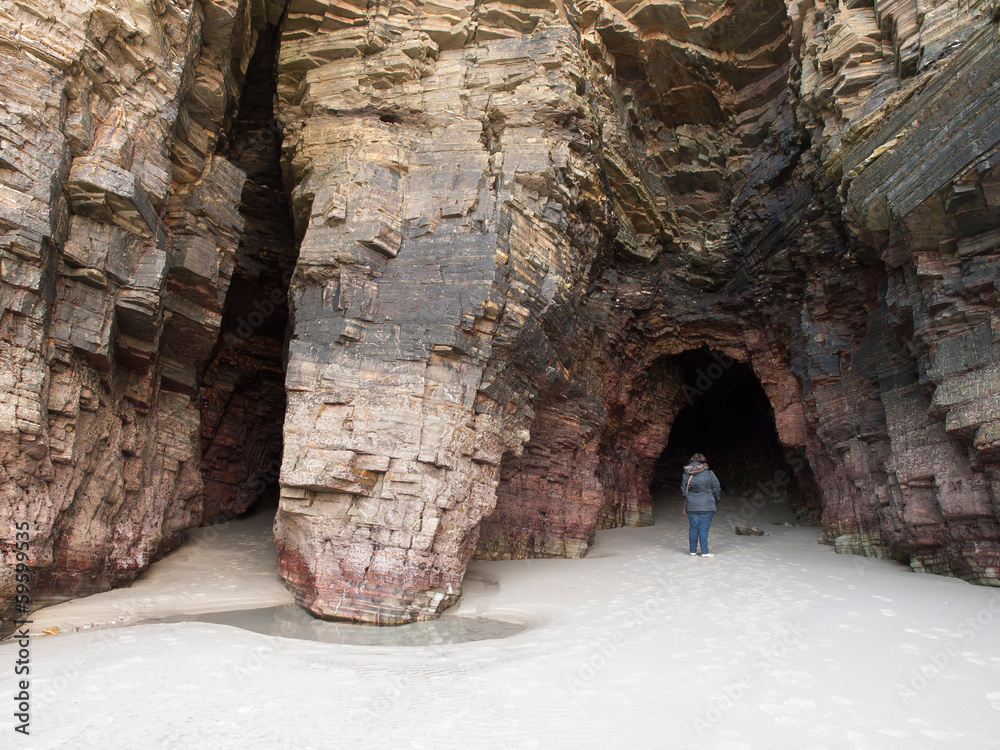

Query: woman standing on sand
[682,453,721,557]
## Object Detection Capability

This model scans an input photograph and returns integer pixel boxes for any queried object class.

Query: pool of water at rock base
[143,604,527,646]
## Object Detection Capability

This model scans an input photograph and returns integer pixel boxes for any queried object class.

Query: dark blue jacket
[682,464,721,512]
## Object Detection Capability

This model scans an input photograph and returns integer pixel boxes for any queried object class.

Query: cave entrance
[650,349,817,521]
[198,24,296,525]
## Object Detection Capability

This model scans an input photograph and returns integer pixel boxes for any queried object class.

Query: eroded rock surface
[0,0,291,625]
[2,0,999,628]
[271,0,1000,622]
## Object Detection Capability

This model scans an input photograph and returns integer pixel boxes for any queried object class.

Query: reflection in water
[147,605,526,646]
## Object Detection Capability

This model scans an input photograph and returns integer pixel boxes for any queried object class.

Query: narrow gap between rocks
[197,25,297,526]
[650,349,816,523]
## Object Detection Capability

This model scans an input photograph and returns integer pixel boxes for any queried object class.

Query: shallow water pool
[145,604,527,646]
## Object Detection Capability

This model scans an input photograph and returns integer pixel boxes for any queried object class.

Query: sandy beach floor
[4,497,1000,749]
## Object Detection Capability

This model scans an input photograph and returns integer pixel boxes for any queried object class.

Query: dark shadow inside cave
[197,24,296,525]
[650,349,820,523]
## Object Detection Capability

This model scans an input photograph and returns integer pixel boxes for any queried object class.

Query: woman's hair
[690,453,707,463]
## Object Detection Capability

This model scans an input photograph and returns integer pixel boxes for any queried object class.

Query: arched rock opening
[651,349,821,523]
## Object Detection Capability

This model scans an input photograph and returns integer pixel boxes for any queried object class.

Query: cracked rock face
[2,0,999,627]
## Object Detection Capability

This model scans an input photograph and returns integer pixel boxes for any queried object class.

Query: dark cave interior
[197,25,295,523]
[650,349,816,520]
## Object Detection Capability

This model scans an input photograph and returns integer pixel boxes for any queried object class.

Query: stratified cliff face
[271,0,1000,621]
[1,0,999,627]
[0,0,292,625]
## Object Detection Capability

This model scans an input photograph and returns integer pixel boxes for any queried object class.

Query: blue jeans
[688,511,715,554]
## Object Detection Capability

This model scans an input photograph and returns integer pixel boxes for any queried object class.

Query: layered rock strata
[272,0,1000,622]
[272,7,611,620]
[0,0,291,625]
[2,0,999,629]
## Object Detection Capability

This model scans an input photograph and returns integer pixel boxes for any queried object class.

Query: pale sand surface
[25,504,293,635]
[4,497,1000,749]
